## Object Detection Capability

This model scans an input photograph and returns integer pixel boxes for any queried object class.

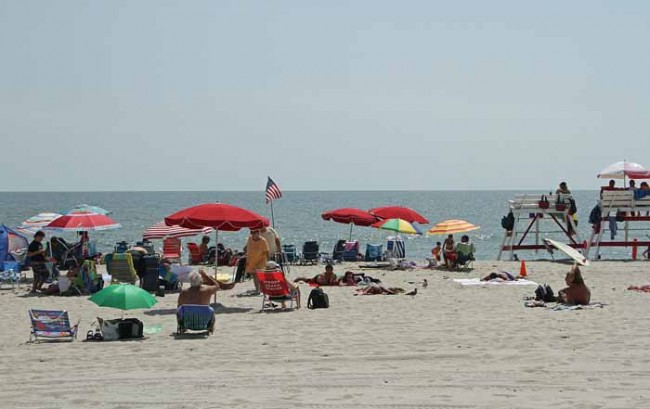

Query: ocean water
[0,190,640,261]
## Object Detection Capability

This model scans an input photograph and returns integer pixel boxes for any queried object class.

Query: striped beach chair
[28,309,79,342]
[176,305,215,335]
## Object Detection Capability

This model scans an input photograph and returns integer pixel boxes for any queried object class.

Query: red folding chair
[186,243,203,265]
[163,238,182,263]
[255,270,299,311]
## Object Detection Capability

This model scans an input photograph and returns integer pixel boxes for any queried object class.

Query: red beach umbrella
[322,208,378,240]
[164,203,269,231]
[369,206,429,224]
[164,203,269,302]
[45,211,121,232]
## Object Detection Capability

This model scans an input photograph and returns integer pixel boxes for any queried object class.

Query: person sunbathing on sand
[294,264,339,286]
[557,265,591,305]
[481,271,517,281]
[355,282,404,295]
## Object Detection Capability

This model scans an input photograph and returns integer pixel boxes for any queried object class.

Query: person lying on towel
[481,271,517,281]
[293,264,339,286]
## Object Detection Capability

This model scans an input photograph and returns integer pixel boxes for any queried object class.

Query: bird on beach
[405,288,417,296]
[422,279,428,288]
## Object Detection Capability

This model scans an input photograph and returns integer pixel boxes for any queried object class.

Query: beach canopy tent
[0,224,28,271]
[597,161,650,180]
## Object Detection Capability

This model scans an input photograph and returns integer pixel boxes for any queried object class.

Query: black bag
[141,255,160,292]
[118,318,144,339]
[501,211,515,231]
[588,205,601,225]
[535,284,556,303]
[307,288,329,309]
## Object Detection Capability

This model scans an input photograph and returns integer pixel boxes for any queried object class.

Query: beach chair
[332,239,347,262]
[28,309,79,342]
[282,244,298,264]
[342,240,360,261]
[49,237,81,270]
[176,305,215,335]
[300,241,320,265]
[163,238,182,263]
[386,237,405,259]
[186,243,203,265]
[364,244,383,262]
[105,253,138,284]
[256,270,299,311]
[74,260,102,294]
[456,243,475,270]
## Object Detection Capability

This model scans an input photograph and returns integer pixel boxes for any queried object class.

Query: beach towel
[524,301,606,310]
[453,278,538,286]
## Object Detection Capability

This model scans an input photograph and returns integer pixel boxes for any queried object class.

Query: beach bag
[616,211,625,222]
[307,288,329,309]
[588,205,601,225]
[501,211,515,231]
[97,317,121,341]
[534,284,556,303]
[538,195,550,209]
[118,318,144,339]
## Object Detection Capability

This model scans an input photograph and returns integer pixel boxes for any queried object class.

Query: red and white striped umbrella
[143,221,213,240]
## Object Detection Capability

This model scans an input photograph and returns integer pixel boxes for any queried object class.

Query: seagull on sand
[405,288,417,296]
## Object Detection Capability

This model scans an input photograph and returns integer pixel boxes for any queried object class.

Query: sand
[1,260,650,409]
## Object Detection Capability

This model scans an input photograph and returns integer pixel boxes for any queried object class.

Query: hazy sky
[1,1,649,191]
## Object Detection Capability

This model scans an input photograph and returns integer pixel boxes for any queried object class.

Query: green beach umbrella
[89,284,157,313]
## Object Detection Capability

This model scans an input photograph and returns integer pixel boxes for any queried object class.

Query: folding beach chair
[342,240,360,261]
[332,239,347,262]
[386,237,406,259]
[49,237,81,270]
[300,241,320,265]
[105,253,138,284]
[282,244,298,264]
[364,244,383,262]
[73,260,102,294]
[256,270,299,311]
[455,243,475,271]
[163,238,182,263]
[28,309,79,342]
[186,243,203,265]
[176,305,215,335]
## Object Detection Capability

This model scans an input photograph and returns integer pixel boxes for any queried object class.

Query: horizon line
[0,188,602,193]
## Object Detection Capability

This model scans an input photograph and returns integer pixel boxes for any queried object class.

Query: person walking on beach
[27,231,49,292]
[244,229,269,293]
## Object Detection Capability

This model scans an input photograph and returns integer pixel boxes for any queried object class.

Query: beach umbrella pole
[214,229,219,305]
[349,223,353,241]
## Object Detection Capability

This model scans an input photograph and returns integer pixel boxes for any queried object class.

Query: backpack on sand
[307,287,329,309]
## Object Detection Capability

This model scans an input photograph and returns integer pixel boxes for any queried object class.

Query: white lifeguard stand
[585,189,650,259]
[497,193,583,260]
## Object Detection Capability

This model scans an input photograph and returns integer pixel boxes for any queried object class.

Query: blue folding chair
[177,305,215,335]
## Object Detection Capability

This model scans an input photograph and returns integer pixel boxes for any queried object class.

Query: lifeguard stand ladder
[585,190,650,260]
[497,193,583,261]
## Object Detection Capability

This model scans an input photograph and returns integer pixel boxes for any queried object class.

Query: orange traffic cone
[519,260,527,277]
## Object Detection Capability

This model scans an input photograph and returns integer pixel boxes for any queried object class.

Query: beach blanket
[524,300,606,310]
[453,278,538,286]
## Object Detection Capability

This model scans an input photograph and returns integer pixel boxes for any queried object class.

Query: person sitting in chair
[177,269,224,307]
[455,235,475,266]
[199,236,210,262]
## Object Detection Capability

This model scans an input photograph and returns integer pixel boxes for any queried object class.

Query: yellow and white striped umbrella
[426,219,480,235]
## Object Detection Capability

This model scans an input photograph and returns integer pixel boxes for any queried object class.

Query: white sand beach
[1,260,650,409]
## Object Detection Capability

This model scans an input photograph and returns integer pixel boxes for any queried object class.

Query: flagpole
[270,200,275,228]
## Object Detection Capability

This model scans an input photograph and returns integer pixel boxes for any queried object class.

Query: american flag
[265,177,283,204]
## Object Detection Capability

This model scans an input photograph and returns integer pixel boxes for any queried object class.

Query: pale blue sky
[1,1,649,191]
